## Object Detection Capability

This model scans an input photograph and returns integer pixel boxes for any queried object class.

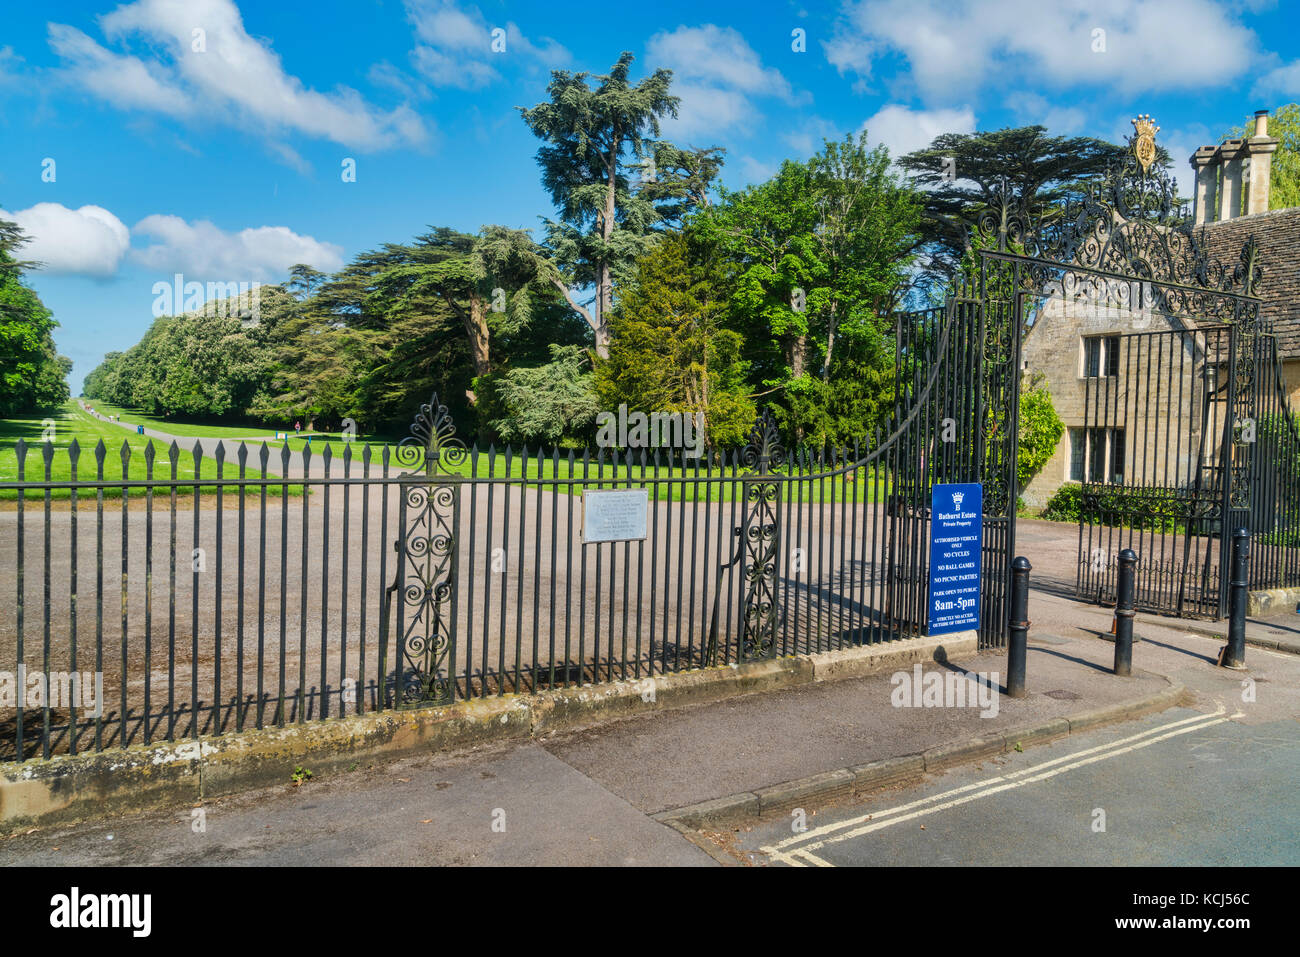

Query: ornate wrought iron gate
[1044,121,1283,619]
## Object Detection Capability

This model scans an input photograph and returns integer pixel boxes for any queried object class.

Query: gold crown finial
[1131,114,1160,138]
[1131,114,1159,173]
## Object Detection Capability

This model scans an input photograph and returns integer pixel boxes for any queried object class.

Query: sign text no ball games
[582,488,649,543]
[928,483,982,635]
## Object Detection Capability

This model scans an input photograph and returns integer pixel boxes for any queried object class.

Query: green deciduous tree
[699,132,921,444]
[84,304,276,420]
[1227,104,1300,211]
[0,218,71,414]
[1017,383,1065,492]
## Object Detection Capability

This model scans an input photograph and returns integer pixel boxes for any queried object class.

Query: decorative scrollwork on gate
[396,395,468,475]
[961,118,1265,324]
[388,393,461,707]
[1080,484,1222,533]
[739,409,783,660]
[1229,331,1260,510]
[981,297,1016,516]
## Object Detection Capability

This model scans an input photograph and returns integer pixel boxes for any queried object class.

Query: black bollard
[1007,556,1031,697]
[1221,528,1250,670]
[1114,549,1138,676]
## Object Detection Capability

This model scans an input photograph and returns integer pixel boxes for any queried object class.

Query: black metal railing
[1,292,1020,762]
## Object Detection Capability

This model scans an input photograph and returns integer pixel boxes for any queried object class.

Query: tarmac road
[731,708,1300,867]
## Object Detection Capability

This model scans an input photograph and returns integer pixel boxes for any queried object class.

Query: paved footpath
[2,586,1297,866]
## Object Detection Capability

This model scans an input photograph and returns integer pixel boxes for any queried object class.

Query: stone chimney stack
[1190,108,1279,224]
[1192,146,1219,225]
[1218,139,1244,221]
[1243,109,1279,216]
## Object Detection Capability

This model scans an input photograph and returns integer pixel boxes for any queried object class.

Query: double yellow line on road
[763,707,1233,867]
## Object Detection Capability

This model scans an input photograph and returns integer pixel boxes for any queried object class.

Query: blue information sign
[928,483,982,635]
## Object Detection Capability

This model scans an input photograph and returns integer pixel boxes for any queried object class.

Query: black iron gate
[1075,325,1238,617]
[1075,320,1300,618]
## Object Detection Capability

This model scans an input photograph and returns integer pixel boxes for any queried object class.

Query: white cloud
[827,0,1259,103]
[736,155,779,186]
[823,33,875,82]
[404,0,569,89]
[49,0,427,149]
[411,44,499,89]
[862,104,977,161]
[48,24,190,116]
[0,202,345,282]
[648,25,797,100]
[0,45,27,85]
[663,83,758,139]
[0,203,130,277]
[1254,60,1300,99]
[131,215,345,281]
[646,24,805,140]
[368,61,431,101]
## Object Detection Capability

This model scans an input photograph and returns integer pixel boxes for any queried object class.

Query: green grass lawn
[86,401,400,458]
[0,402,288,499]
[54,402,895,503]
[422,450,896,503]
[84,400,280,441]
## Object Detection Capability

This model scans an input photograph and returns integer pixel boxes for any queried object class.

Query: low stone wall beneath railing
[1248,586,1300,618]
[0,631,977,835]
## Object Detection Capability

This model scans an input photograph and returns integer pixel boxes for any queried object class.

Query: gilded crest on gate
[1131,114,1159,174]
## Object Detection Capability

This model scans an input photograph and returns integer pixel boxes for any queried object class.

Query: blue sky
[2,0,1299,390]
